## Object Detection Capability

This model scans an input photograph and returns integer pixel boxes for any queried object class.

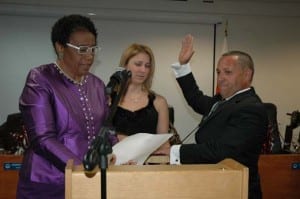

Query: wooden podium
[65,158,248,199]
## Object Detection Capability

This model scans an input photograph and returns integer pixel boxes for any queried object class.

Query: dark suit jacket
[177,73,268,199]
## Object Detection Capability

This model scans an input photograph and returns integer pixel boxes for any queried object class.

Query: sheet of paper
[112,133,172,165]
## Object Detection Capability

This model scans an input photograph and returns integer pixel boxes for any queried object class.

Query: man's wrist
[170,144,181,165]
[171,62,192,78]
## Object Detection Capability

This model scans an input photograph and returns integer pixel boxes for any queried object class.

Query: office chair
[261,103,282,154]
[0,113,28,154]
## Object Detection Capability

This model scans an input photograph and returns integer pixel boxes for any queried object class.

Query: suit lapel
[198,88,255,128]
[199,100,228,127]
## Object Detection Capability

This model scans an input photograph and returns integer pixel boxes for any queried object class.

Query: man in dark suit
[167,34,268,199]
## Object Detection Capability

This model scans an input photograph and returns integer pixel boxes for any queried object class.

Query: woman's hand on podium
[108,153,137,165]
[153,142,171,155]
[153,148,170,156]
[153,140,171,155]
[121,160,137,165]
[108,154,116,165]
[117,134,127,142]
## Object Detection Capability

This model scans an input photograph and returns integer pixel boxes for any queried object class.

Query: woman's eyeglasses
[66,43,99,55]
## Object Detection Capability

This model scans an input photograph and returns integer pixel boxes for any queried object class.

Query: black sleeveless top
[112,93,158,136]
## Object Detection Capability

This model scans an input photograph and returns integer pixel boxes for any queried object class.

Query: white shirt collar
[224,87,251,101]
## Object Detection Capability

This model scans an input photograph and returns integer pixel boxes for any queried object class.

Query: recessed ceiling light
[87,13,96,16]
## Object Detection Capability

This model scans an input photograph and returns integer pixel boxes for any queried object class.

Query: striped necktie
[203,100,225,121]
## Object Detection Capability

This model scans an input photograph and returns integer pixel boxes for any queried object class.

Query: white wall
[1,0,300,147]
[0,15,216,143]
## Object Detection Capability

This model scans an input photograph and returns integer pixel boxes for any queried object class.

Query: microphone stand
[83,70,131,199]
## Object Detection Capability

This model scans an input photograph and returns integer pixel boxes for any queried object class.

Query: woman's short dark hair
[51,14,98,52]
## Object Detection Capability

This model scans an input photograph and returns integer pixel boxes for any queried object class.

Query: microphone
[83,127,112,171]
[106,67,131,95]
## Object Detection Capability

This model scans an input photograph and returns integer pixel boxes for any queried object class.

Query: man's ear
[244,68,253,82]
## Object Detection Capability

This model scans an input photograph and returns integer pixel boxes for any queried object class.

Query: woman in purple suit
[16,14,110,199]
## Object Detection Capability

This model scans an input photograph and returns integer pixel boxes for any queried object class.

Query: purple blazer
[17,63,108,186]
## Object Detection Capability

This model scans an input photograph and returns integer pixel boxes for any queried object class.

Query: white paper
[112,133,172,165]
